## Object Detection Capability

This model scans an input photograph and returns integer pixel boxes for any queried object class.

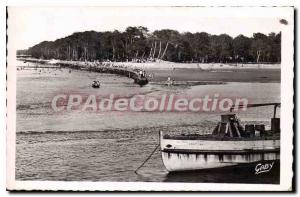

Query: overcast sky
[8,7,283,49]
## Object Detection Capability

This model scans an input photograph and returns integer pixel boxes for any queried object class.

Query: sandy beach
[110,60,281,70]
[20,58,281,69]
[18,58,281,83]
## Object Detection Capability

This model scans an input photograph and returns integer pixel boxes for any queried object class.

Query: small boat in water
[92,80,100,88]
[134,69,148,86]
[160,103,280,172]
[134,77,148,86]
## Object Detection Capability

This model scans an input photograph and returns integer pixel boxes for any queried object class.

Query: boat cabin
[212,111,280,139]
[212,114,245,138]
[162,103,280,140]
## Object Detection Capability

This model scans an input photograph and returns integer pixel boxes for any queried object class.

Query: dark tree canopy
[18,27,281,63]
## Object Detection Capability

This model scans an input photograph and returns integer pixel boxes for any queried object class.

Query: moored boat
[160,103,280,172]
[92,80,100,88]
[133,69,149,86]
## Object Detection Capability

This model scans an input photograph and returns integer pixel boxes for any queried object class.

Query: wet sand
[147,68,280,83]
[18,58,280,83]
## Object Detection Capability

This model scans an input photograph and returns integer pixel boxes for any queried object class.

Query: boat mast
[230,102,280,117]
[273,103,280,118]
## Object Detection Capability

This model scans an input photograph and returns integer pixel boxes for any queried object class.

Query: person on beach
[166,76,173,86]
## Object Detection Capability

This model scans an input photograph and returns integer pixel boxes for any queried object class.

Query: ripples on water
[16,61,280,183]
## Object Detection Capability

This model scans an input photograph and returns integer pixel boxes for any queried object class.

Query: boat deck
[162,133,280,141]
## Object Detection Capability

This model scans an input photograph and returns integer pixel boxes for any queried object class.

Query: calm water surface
[16,61,280,183]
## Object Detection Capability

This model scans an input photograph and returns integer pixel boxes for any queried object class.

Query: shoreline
[17,58,281,70]
[17,58,281,83]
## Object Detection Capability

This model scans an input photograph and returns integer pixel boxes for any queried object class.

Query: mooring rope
[134,144,160,174]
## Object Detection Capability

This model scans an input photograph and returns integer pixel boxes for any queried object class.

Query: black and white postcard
[6,5,294,191]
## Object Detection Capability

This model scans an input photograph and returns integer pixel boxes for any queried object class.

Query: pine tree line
[18,26,281,63]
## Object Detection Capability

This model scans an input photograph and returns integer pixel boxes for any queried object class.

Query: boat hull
[160,133,280,172]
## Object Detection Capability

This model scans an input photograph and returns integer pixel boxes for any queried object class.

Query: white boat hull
[160,133,280,172]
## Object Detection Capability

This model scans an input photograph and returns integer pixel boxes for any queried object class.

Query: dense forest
[18,26,281,63]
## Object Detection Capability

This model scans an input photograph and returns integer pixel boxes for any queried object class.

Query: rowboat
[92,80,100,88]
[160,103,280,172]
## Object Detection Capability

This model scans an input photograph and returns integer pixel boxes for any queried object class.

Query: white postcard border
[6,5,294,191]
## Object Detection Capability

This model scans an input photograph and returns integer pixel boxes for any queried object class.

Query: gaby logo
[255,162,275,175]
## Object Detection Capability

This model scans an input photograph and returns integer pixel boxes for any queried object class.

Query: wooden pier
[18,58,149,86]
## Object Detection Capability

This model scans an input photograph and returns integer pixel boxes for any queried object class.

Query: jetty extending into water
[17,58,149,86]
